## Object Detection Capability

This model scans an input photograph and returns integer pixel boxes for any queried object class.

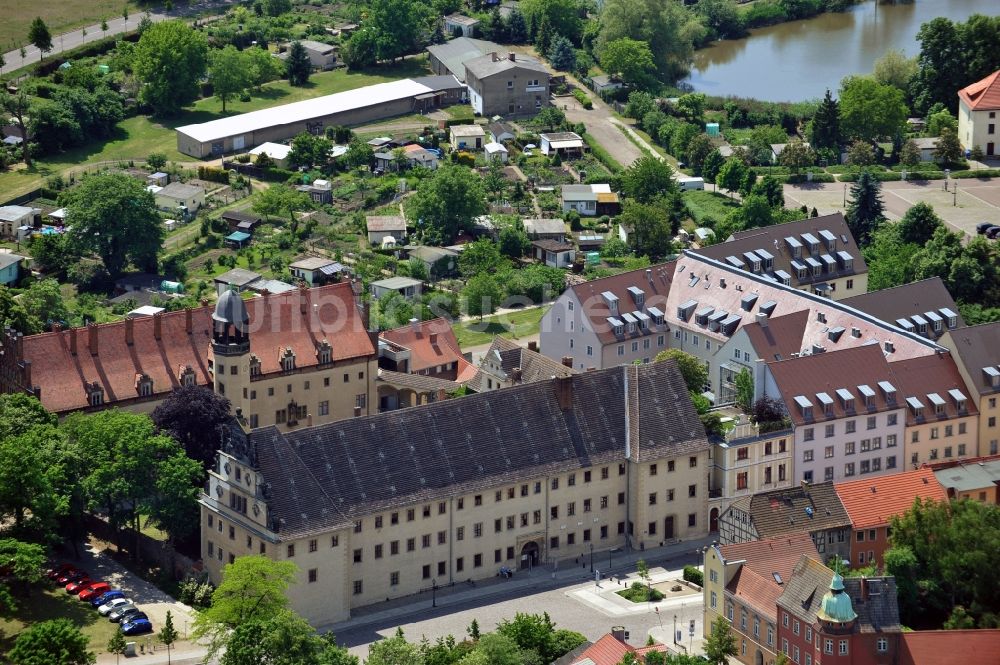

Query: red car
[78,582,111,602]
[66,577,94,594]
[57,569,87,585]
[48,563,77,580]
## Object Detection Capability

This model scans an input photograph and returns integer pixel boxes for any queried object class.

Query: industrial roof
[176,76,462,144]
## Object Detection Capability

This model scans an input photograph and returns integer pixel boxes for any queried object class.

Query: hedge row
[777,172,835,184]
[838,170,945,182]
[951,169,1000,179]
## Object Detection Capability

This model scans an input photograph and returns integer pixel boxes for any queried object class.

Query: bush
[453,151,476,167]
[783,172,835,184]
[950,169,1000,179]
[683,565,704,586]
[572,88,593,110]
[197,166,231,184]
[178,577,214,608]
[617,581,665,603]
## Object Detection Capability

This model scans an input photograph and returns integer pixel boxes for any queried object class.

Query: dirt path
[561,96,645,168]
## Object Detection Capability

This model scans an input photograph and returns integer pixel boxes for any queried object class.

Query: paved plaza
[784,178,1000,236]
[325,537,714,659]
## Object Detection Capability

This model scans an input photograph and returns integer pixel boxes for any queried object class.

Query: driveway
[74,538,199,641]
[561,95,645,168]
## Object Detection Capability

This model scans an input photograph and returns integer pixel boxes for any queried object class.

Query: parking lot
[783,178,1000,237]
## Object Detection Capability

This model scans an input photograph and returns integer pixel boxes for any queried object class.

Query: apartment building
[690,214,868,300]
[0,284,378,427]
[702,533,819,665]
[200,361,711,626]
[841,278,964,344]
[940,321,1000,458]
[464,51,550,118]
[709,424,795,531]
[718,482,852,563]
[765,345,906,485]
[833,468,947,569]
[891,353,978,468]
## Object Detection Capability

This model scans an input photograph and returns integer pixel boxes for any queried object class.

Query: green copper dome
[816,572,857,623]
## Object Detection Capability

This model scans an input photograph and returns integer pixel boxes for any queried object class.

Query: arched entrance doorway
[710,507,719,533]
[755,649,763,665]
[520,541,540,570]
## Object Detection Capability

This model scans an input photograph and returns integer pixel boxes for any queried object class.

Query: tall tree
[897,202,943,245]
[687,134,715,176]
[221,611,357,665]
[132,21,209,115]
[508,9,528,43]
[548,35,576,71]
[845,170,885,247]
[27,17,53,62]
[0,538,46,611]
[210,45,251,112]
[152,385,232,470]
[8,619,94,665]
[285,41,312,86]
[618,202,674,261]
[596,0,705,83]
[778,140,815,174]
[406,165,487,243]
[912,17,964,114]
[107,630,127,665]
[160,611,179,665]
[872,48,917,92]
[654,349,708,393]
[195,556,299,659]
[463,273,504,320]
[62,173,164,275]
[702,150,725,188]
[703,616,738,665]
[808,89,840,152]
[0,88,33,166]
[933,127,962,163]
[620,155,677,205]
[521,0,582,45]
[252,184,312,226]
[459,238,510,277]
[366,632,425,665]
[598,38,657,90]
[716,157,749,198]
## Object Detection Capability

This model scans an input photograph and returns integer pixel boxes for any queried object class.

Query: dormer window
[249,355,261,377]
[907,397,924,418]
[280,348,296,372]
[87,382,104,407]
[179,365,197,387]
[317,340,332,365]
[136,373,154,397]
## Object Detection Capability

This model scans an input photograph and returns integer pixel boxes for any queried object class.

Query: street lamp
[673,614,677,643]
[589,544,594,572]
[432,579,437,608]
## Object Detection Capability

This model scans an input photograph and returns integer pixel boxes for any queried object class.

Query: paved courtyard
[327,540,712,659]
[784,178,1000,236]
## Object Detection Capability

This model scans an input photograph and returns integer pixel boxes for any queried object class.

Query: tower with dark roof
[211,288,251,415]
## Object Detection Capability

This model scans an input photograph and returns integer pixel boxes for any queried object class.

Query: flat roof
[177,77,462,144]
[372,276,423,289]
[250,142,292,159]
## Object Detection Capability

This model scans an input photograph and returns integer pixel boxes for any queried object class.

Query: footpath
[320,535,715,635]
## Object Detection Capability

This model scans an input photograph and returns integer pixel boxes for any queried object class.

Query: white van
[677,176,705,191]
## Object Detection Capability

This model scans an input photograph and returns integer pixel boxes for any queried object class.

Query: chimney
[185,308,193,334]
[409,317,420,332]
[437,388,447,402]
[52,323,62,334]
[756,311,768,328]
[508,52,515,61]
[611,626,627,644]
[125,317,134,345]
[720,278,727,289]
[646,268,652,283]
[22,359,31,388]
[299,283,309,315]
[561,355,573,368]
[68,328,77,355]
[528,340,538,352]
[353,406,362,417]
[153,313,162,341]
[555,375,574,410]
[512,367,523,384]
[200,298,210,308]
[87,323,99,356]
[307,414,313,427]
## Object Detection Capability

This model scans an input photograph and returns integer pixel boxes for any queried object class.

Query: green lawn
[0,0,159,48]
[0,58,432,201]
[452,305,549,348]
[0,586,120,654]
[616,582,665,603]
[682,189,740,226]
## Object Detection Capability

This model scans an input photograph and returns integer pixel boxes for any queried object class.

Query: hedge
[777,172,835,184]
[951,169,1000,179]
[572,89,593,110]
[839,171,945,182]
[582,133,622,173]
[683,565,704,586]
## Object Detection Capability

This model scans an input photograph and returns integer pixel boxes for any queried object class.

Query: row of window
[734,463,788,490]
[912,423,967,442]
[734,439,789,461]
[802,435,898,462]
[801,416,897,441]
[910,443,967,465]
[613,336,666,357]
[801,456,897,482]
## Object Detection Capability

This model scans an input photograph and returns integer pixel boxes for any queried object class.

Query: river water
[687,0,1000,102]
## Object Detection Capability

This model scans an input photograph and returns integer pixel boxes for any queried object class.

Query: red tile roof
[835,467,947,529]
[719,532,819,586]
[568,262,675,346]
[728,566,784,620]
[380,317,465,373]
[890,352,979,426]
[568,634,633,665]
[958,69,1000,111]
[899,629,1000,665]
[766,345,898,427]
[19,283,375,414]
[742,310,810,361]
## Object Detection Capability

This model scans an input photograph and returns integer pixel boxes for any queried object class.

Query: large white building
[958,69,1000,158]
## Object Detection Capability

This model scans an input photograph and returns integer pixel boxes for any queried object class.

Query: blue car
[121,618,153,636]
[91,590,125,608]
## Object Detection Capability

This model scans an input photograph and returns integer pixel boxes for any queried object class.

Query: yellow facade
[903,413,978,469]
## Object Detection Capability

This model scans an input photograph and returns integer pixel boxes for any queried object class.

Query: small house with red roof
[378,317,477,382]
[556,630,670,665]
[958,69,1000,157]
[834,467,947,569]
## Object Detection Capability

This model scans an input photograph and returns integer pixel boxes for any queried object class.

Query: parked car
[48,563,76,580]
[976,222,995,234]
[121,618,154,636]
[108,604,137,622]
[93,590,125,608]
[65,576,94,593]
[98,597,131,616]
[78,582,112,602]
[57,569,87,585]
[986,226,1000,239]
[118,609,148,624]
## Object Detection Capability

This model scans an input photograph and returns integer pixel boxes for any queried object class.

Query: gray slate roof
[945,322,1000,396]
[465,52,548,79]
[426,37,500,82]
[244,361,707,538]
[743,482,850,539]
[841,278,964,334]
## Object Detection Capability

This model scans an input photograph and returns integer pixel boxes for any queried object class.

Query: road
[0,0,240,76]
